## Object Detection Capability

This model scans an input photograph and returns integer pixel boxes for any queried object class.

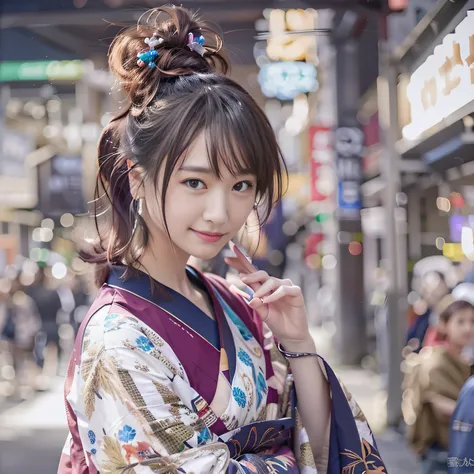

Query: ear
[127,160,145,201]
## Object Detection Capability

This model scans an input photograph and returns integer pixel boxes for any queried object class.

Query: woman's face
[138,132,257,260]
[445,307,474,348]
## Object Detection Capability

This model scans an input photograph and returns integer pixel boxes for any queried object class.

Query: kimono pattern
[58,265,386,474]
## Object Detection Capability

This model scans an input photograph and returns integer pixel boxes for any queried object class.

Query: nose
[202,191,229,225]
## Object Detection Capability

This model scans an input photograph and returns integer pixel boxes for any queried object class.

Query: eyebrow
[178,165,255,176]
[178,166,214,174]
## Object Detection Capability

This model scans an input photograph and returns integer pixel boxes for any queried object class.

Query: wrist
[279,336,316,354]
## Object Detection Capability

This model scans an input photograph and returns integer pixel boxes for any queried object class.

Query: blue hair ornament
[137,35,163,69]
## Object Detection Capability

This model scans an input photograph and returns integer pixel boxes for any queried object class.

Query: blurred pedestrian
[448,375,474,473]
[403,300,474,473]
[26,266,62,389]
[407,271,450,352]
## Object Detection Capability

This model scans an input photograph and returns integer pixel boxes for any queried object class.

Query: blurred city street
[2,0,474,473]
[0,377,67,474]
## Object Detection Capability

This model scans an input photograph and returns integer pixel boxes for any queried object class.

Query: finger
[240,270,270,284]
[224,257,250,275]
[261,285,304,305]
[228,241,258,274]
[229,284,252,301]
[252,278,278,299]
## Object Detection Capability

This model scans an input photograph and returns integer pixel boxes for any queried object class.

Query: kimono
[58,265,386,474]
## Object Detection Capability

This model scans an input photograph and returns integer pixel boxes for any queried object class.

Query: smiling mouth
[191,229,226,242]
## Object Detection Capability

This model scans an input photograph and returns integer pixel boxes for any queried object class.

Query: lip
[191,229,225,243]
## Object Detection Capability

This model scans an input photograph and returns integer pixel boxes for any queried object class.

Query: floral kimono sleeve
[265,328,382,474]
[70,310,230,474]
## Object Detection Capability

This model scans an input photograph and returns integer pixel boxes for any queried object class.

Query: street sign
[335,126,364,219]
[0,60,84,82]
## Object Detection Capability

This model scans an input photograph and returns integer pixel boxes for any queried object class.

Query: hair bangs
[202,90,283,209]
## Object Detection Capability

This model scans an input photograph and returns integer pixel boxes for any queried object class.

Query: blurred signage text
[0,128,34,178]
[309,126,333,202]
[403,11,474,140]
[258,61,318,100]
[0,60,84,82]
[335,126,363,219]
[266,9,317,62]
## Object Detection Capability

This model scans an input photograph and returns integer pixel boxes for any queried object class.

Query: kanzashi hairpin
[137,34,163,69]
[144,34,163,49]
[187,32,206,57]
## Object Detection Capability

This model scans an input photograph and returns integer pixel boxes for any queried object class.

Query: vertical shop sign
[335,126,364,219]
[309,126,333,202]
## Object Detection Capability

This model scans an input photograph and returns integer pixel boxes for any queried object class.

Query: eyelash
[182,179,254,192]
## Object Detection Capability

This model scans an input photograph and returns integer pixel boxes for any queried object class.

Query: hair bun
[108,5,229,110]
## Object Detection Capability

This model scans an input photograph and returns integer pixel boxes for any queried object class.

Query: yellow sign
[266,9,317,62]
[403,11,474,140]
[443,243,464,262]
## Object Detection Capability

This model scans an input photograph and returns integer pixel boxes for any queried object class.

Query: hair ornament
[187,32,206,57]
[137,34,163,69]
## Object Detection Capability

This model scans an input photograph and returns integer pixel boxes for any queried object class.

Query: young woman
[58,6,385,474]
[404,299,474,474]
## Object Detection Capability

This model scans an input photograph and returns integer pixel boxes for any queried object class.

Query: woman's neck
[134,231,192,295]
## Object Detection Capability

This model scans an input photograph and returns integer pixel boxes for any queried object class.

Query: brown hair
[439,299,474,326]
[84,5,287,287]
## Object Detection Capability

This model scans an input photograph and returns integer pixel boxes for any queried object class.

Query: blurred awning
[0,0,398,65]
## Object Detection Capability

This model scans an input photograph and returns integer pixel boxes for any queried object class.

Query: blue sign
[258,61,318,100]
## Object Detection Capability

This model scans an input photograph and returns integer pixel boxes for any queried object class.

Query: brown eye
[233,181,253,192]
[184,179,205,190]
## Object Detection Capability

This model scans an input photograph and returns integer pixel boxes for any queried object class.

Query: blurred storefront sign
[37,155,86,219]
[402,11,474,141]
[335,126,364,219]
[0,127,37,208]
[258,61,318,100]
[0,128,34,178]
[265,8,317,62]
[0,60,84,82]
[443,242,464,262]
[362,111,381,179]
[309,126,333,202]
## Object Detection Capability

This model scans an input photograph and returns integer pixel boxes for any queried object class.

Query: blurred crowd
[0,260,94,401]
[399,258,474,472]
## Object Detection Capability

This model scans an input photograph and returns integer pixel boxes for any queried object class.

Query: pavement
[0,328,419,474]
[0,377,68,474]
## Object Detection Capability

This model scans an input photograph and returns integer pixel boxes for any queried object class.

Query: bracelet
[277,343,319,359]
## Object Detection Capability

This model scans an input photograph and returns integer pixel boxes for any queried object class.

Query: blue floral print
[257,373,267,392]
[104,313,127,332]
[88,430,96,444]
[238,349,253,367]
[118,425,137,443]
[90,449,97,455]
[197,427,212,446]
[136,336,154,352]
[233,387,247,408]
[256,372,268,407]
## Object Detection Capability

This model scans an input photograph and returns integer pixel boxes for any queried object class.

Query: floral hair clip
[137,34,163,69]
[187,32,206,57]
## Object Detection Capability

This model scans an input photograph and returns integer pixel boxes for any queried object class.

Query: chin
[184,242,226,261]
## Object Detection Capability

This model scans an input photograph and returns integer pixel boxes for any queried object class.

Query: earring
[253,201,258,210]
[131,197,144,236]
